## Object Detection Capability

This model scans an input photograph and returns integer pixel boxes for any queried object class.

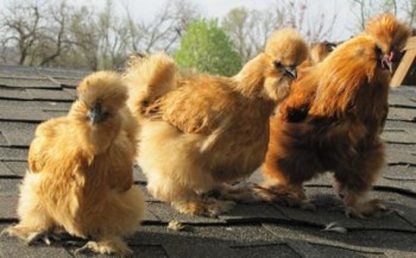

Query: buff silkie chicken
[2,71,144,256]
[309,41,337,64]
[261,14,411,218]
[297,41,337,77]
[125,28,308,216]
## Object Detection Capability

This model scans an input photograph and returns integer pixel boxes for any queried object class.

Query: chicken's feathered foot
[75,236,133,257]
[208,183,263,203]
[253,184,316,211]
[342,190,392,218]
[173,197,235,218]
[1,225,56,245]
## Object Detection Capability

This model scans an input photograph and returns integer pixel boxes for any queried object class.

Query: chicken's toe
[204,198,235,217]
[1,225,51,245]
[174,198,235,217]
[75,238,133,257]
[216,184,262,203]
[253,184,315,210]
[345,199,390,218]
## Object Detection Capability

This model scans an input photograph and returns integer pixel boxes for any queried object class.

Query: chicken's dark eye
[375,45,383,59]
[142,100,149,107]
[273,60,283,69]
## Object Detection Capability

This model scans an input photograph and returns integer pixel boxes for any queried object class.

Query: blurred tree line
[0,0,199,70]
[349,0,416,32]
[0,0,414,76]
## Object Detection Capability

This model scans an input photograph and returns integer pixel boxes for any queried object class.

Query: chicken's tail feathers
[124,52,178,116]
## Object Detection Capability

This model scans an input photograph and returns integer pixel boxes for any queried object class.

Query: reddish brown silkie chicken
[261,14,411,218]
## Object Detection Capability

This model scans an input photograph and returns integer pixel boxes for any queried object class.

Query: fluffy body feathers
[4,72,144,256]
[127,28,308,216]
[262,14,410,217]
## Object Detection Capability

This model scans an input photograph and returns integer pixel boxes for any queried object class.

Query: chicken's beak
[381,54,393,73]
[88,103,106,124]
[388,47,404,63]
[284,67,297,79]
[328,43,337,51]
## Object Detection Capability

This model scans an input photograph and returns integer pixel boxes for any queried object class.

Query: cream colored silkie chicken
[2,71,144,257]
[125,28,309,216]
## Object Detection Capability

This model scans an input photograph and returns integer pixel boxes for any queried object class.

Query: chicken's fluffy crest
[365,13,411,52]
[265,28,309,65]
[78,71,128,112]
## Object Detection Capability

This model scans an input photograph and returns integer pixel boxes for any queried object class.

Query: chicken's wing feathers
[145,76,238,135]
[28,118,68,173]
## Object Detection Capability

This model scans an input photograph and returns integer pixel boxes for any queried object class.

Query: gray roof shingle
[0,64,415,258]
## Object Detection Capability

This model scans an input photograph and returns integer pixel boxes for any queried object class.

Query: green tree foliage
[175,19,242,76]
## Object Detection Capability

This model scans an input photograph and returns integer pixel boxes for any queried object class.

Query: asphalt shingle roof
[0,65,415,257]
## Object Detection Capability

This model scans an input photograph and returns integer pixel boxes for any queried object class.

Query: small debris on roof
[167,219,187,231]
[322,222,347,234]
